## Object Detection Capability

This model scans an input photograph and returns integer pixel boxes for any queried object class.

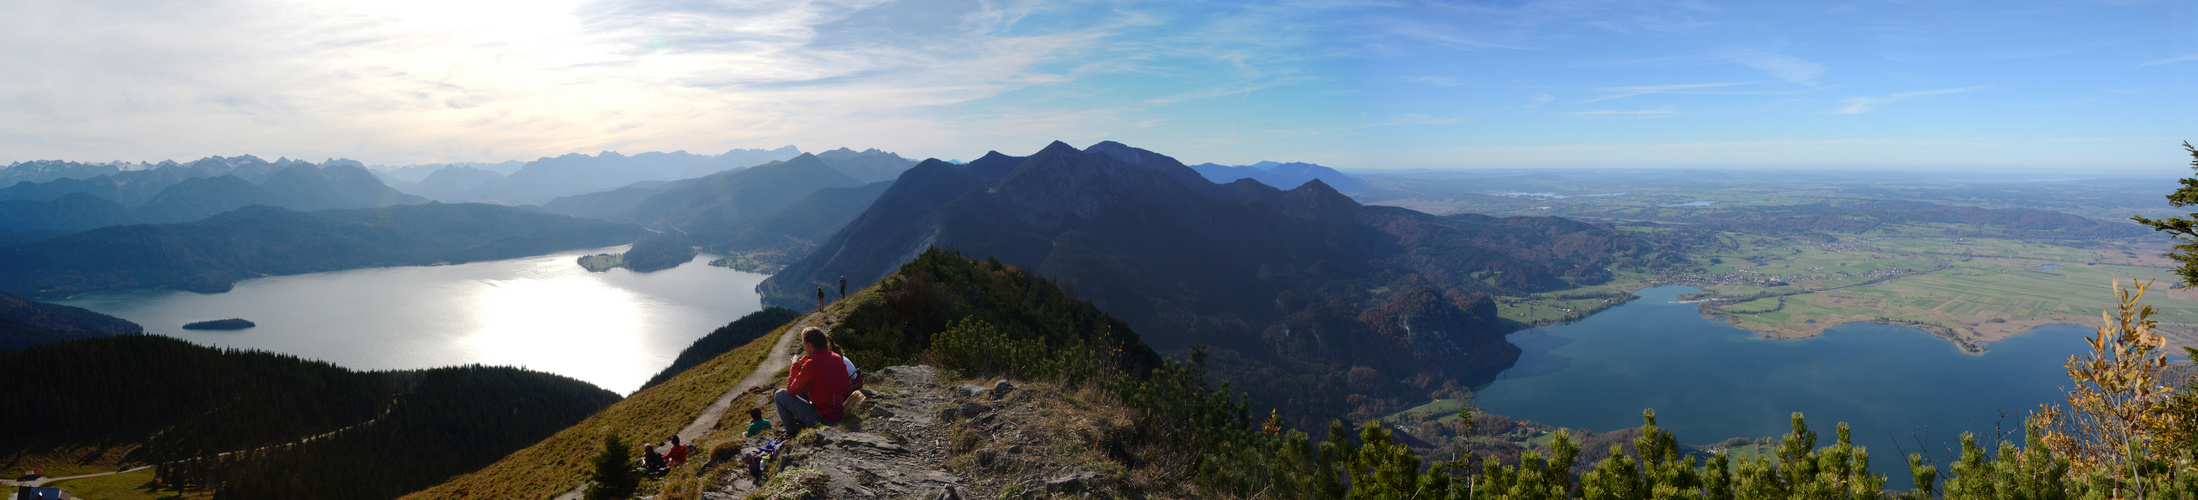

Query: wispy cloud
[0,0,1359,165]
[1400,76,1463,87]
[1836,85,1990,114]
[1378,18,1527,51]
[1568,109,1679,118]
[1580,82,1751,103]
[1361,114,1464,127]
[2141,53,2198,66]
[1578,48,1826,85]
[1142,85,1274,104]
[1728,52,1826,84]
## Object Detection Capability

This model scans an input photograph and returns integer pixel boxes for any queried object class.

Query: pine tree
[2131,142,2198,286]
[584,434,640,500]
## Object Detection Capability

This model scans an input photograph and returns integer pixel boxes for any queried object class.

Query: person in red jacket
[664,435,688,467]
[774,327,850,435]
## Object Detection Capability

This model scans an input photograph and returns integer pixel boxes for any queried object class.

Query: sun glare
[462,257,653,392]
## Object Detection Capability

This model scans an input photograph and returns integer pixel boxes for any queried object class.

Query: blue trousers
[773,389,823,430]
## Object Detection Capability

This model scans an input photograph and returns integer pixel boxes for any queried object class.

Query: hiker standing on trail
[774,327,850,435]
[838,276,847,298]
[815,286,826,310]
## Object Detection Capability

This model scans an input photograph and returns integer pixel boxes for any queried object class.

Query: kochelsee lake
[55,246,767,394]
[1475,285,2090,490]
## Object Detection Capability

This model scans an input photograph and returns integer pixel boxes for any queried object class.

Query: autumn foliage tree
[2033,280,2182,480]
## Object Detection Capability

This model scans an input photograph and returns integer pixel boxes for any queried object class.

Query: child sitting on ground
[743,408,772,437]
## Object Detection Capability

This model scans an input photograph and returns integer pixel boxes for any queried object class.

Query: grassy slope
[402,323,786,499]
[27,468,210,500]
[4,446,139,479]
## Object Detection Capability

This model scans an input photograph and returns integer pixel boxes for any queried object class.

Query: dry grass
[25,468,210,500]
[400,322,790,500]
[933,377,1167,498]
[745,466,830,500]
[1,444,138,478]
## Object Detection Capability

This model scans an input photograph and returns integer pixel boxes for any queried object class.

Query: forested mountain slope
[0,290,142,350]
[3,334,618,500]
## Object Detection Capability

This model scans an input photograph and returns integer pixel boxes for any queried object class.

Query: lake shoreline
[54,246,771,394]
[1471,285,2094,491]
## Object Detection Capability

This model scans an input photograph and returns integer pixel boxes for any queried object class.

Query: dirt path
[4,466,152,488]
[549,308,825,500]
[676,312,815,444]
[3,402,399,489]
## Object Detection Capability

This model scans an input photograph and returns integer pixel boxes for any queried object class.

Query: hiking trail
[548,307,825,500]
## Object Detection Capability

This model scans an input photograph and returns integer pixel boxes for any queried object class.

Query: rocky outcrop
[688,366,1128,500]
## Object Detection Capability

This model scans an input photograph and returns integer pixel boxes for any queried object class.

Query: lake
[1476,285,2090,489]
[55,246,768,394]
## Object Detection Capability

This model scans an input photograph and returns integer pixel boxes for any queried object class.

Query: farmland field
[1369,168,2198,352]
[1672,230,2198,351]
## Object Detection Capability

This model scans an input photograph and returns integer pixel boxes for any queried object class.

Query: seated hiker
[665,435,688,467]
[836,338,867,407]
[744,408,773,437]
[774,327,851,435]
[642,444,668,478]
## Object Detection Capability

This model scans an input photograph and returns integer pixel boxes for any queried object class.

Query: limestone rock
[875,365,938,385]
[829,431,907,454]
[1047,471,1102,494]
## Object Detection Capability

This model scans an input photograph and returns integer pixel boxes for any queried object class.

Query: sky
[2,0,2195,173]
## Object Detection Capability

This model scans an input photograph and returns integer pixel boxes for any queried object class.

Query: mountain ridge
[1190,159,1363,192]
[760,140,1685,425]
[0,158,429,234]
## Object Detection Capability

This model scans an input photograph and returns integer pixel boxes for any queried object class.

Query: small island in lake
[576,235,698,273]
[182,318,256,330]
[576,253,624,272]
[707,252,784,273]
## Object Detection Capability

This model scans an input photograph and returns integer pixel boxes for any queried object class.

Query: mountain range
[539,149,917,270]
[441,146,801,204]
[371,160,525,186]
[1189,160,1364,192]
[759,140,1685,423]
[0,156,426,234]
[392,165,506,202]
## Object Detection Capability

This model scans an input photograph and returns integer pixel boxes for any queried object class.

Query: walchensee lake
[55,246,766,394]
[1474,285,2090,490]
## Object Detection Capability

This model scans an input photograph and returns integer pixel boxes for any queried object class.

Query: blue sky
[1348,0,2198,173]
[2,0,2193,173]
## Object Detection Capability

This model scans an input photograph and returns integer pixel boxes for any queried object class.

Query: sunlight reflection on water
[55,246,767,394]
